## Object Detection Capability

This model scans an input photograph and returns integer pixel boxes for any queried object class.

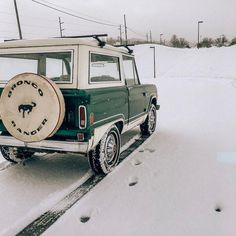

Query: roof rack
[59,34,108,48]
[114,44,134,54]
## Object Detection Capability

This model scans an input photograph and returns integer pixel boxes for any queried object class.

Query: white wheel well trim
[89,118,124,150]
[149,95,157,107]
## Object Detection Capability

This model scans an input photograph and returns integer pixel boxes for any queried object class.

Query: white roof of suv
[0,38,130,54]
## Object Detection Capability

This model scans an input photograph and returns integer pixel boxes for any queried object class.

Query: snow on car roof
[0,38,130,54]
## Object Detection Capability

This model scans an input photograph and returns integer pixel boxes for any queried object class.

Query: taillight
[79,106,86,129]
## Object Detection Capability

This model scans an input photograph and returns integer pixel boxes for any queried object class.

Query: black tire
[0,146,34,163]
[88,125,121,174]
[140,104,157,136]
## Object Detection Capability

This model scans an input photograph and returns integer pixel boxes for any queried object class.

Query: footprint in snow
[230,81,236,88]
[215,206,222,213]
[79,209,94,223]
[129,177,138,187]
[139,148,155,153]
[80,215,91,223]
[132,159,142,166]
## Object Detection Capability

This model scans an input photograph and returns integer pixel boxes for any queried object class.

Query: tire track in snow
[16,135,149,236]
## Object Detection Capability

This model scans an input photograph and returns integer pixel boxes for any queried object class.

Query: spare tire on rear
[0,73,65,142]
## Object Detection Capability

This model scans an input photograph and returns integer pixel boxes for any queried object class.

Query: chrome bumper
[0,136,89,153]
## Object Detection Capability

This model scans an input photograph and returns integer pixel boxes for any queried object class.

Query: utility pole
[197,20,203,49]
[160,33,163,45]
[59,17,64,37]
[149,30,152,43]
[13,0,22,39]
[124,14,128,45]
[150,46,156,78]
[59,17,65,75]
[146,33,149,42]
[119,25,123,44]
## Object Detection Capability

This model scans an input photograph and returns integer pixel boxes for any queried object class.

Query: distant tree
[170,35,190,48]
[200,37,214,48]
[170,34,179,47]
[179,38,190,48]
[214,38,222,47]
[230,38,236,46]
[222,36,228,46]
[106,37,120,45]
[214,36,228,47]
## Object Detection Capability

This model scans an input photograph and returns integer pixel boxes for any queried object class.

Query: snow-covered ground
[1,45,236,235]
[45,45,236,236]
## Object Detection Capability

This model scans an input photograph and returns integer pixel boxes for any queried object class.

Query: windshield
[0,51,73,83]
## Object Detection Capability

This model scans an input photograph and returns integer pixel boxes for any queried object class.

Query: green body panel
[85,86,128,127]
[127,85,147,121]
[142,83,158,106]
[0,84,157,142]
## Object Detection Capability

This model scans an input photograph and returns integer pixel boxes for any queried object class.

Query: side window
[122,56,139,86]
[89,53,121,83]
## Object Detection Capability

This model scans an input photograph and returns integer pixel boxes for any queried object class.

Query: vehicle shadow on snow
[0,153,91,194]
[19,153,90,180]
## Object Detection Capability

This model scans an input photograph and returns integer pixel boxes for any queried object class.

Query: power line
[0,21,17,25]
[0,1,148,41]
[0,30,17,34]
[0,11,61,24]
[0,11,14,16]
[20,14,59,23]
[127,27,147,39]
[31,0,119,27]
[21,23,57,30]
[37,0,120,26]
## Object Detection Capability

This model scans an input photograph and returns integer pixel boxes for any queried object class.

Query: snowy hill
[134,44,236,80]
[1,45,236,236]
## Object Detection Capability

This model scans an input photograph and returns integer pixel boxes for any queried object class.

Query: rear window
[89,53,121,83]
[0,51,73,83]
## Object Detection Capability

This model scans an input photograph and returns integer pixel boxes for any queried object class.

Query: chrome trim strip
[93,114,125,125]
[0,136,89,153]
[128,112,146,122]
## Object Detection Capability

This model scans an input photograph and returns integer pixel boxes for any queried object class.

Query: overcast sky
[0,0,235,43]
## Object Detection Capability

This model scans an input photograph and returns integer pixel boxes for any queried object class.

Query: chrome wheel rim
[106,133,118,164]
[148,107,156,132]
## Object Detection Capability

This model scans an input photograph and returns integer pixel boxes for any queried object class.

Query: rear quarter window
[122,55,140,86]
[89,53,121,83]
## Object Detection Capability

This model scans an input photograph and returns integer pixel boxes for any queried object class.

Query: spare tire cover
[0,73,65,142]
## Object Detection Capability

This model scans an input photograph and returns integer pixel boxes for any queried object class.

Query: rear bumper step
[0,135,89,153]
